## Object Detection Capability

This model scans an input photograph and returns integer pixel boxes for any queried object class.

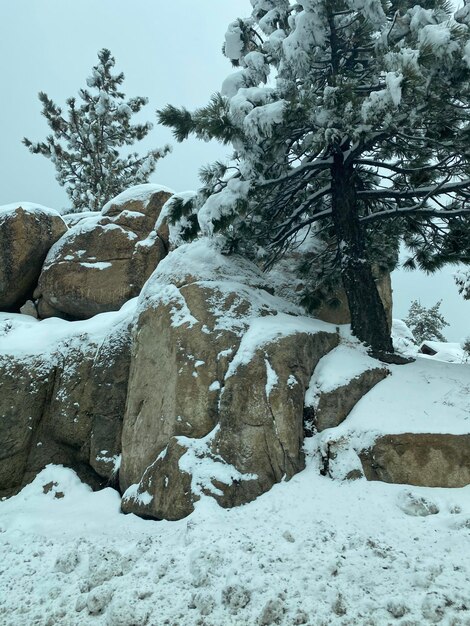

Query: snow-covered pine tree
[158,0,470,355]
[404,299,449,344]
[24,49,170,212]
[455,268,470,299]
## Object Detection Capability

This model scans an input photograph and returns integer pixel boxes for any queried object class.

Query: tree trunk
[330,151,394,354]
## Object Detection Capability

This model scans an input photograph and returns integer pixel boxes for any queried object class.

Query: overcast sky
[0,0,468,340]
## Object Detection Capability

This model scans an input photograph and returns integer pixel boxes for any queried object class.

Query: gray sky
[0,0,468,340]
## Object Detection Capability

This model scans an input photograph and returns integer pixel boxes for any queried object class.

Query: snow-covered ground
[2,459,470,626]
[2,354,470,626]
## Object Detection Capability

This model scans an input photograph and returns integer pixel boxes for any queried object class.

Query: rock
[259,599,285,625]
[397,491,439,517]
[304,344,389,433]
[120,239,338,520]
[360,433,470,488]
[311,271,393,329]
[212,329,338,508]
[0,306,132,497]
[0,356,54,497]
[0,203,67,311]
[35,185,173,320]
[20,300,38,318]
[313,368,388,432]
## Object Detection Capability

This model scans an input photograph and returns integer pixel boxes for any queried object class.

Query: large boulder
[360,434,470,488]
[0,305,133,498]
[34,185,173,319]
[120,240,339,520]
[0,355,54,495]
[0,203,67,311]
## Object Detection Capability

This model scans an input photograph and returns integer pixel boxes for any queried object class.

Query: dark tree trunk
[330,151,394,354]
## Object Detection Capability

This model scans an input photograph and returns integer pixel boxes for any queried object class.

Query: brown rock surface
[0,312,132,497]
[120,241,339,520]
[0,204,67,311]
[360,433,470,488]
[313,367,389,432]
[0,356,54,497]
[35,187,172,319]
[311,271,393,329]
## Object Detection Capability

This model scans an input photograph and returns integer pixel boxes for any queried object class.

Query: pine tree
[24,48,170,212]
[158,0,470,355]
[455,268,470,299]
[404,299,449,344]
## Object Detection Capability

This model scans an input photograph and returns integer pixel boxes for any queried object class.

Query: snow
[80,261,112,270]
[177,427,257,498]
[392,318,418,357]
[197,178,250,235]
[225,313,334,380]
[420,341,468,364]
[101,183,174,214]
[62,210,100,228]
[264,358,279,398]
[0,201,63,220]
[2,450,470,625]
[0,299,136,362]
[418,23,458,57]
[320,355,470,454]
[385,71,403,107]
[305,343,381,407]
[139,237,268,292]
[224,21,245,60]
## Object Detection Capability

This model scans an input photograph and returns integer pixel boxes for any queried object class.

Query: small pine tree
[455,269,470,300]
[462,337,470,359]
[404,300,449,344]
[24,48,170,212]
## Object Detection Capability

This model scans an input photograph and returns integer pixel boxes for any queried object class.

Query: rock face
[0,203,67,311]
[304,345,389,433]
[311,272,393,329]
[360,434,470,488]
[34,185,173,319]
[120,240,339,520]
[0,309,132,498]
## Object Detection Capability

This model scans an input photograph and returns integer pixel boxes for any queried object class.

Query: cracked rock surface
[120,240,339,520]
[34,185,172,320]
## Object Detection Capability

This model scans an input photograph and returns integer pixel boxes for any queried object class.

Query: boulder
[310,271,393,329]
[269,253,393,330]
[0,203,67,311]
[0,307,132,497]
[0,356,54,496]
[120,239,339,520]
[304,345,389,433]
[360,433,470,488]
[34,185,173,320]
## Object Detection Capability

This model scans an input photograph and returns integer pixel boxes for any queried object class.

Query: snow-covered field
[2,353,470,626]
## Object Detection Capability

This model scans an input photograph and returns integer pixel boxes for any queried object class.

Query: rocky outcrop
[120,240,339,520]
[360,434,470,488]
[0,309,132,498]
[34,185,173,319]
[304,345,389,433]
[0,203,67,311]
